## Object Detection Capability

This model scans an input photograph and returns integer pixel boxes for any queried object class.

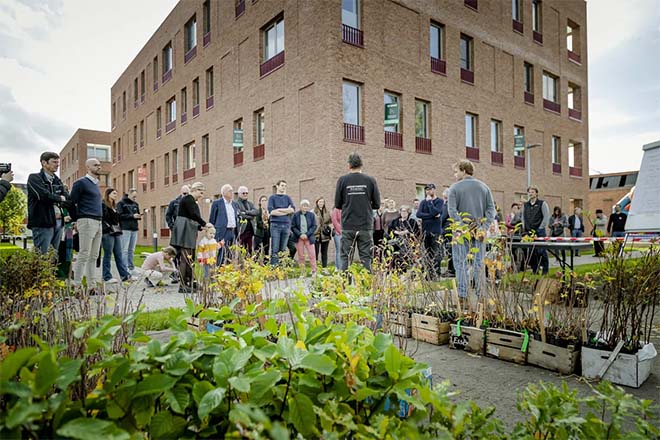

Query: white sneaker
[105,278,119,284]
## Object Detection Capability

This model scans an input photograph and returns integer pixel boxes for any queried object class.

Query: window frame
[185,15,197,53]
[205,67,214,98]
[342,0,360,29]
[430,22,444,60]
[415,99,430,139]
[166,97,176,124]
[465,113,478,148]
[514,125,525,157]
[255,110,265,145]
[551,135,561,164]
[184,141,196,170]
[460,34,473,71]
[542,72,558,103]
[490,119,502,153]
[162,42,173,74]
[383,91,401,133]
[263,17,285,62]
[342,81,361,125]
[524,62,534,94]
[532,0,542,33]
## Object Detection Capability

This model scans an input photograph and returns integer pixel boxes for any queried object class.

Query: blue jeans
[612,231,625,238]
[120,229,138,270]
[102,234,130,281]
[270,223,290,266]
[452,238,485,298]
[216,228,236,266]
[571,229,583,255]
[333,233,342,268]
[32,224,62,255]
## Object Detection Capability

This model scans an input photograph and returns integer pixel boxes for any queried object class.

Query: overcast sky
[1,0,658,182]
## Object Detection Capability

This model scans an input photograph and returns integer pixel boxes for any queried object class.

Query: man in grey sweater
[447,160,496,298]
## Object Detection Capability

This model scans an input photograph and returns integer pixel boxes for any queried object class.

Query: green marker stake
[456,318,463,337]
[521,329,529,353]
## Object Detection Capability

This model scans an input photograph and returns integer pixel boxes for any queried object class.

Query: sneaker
[122,276,137,282]
[144,278,155,288]
[105,278,118,284]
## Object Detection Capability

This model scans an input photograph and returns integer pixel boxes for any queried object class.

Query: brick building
[588,170,637,215]
[110,0,588,243]
[59,128,112,192]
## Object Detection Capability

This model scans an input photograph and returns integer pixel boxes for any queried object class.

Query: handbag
[109,224,122,236]
[322,225,332,236]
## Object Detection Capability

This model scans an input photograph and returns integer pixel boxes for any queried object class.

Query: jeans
[612,231,625,238]
[340,229,374,272]
[32,224,63,256]
[74,218,102,285]
[571,229,583,255]
[452,238,485,298]
[120,229,138,270]
[270,223,290,266]
[333,233,342,268]
[102,234,130,281]
[217,228,236,266]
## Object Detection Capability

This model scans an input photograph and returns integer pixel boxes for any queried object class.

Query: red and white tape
[531,236,657,243]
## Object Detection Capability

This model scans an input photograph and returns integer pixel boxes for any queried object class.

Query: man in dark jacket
[416,183,444,279]
[27,152,70,255]
[165,185,189,229]
[568,207,585,256]
[235,185,258,254]
[116,188,142,271]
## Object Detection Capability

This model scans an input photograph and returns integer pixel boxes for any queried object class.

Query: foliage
[0,187,26,237]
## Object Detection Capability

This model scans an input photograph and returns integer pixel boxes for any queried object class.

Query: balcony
[465,146,480,161]
[384,131,403,150]
[260,51,285,77]
[343,123,365,144]
[203,32,211,47]
[464,0,478,10]
[165,120,176,134]
[165,175,169,186]
[461,68,474,85]
[568,50,581,65]
[533,30,543,45]
[569,166,582,177]
[568,108,582,122]
[430,57,446,75]
[181,113,188,124]
[233,150,244,167]
[342,24,364,48]
[153,81,158,92]
[524,91,535,105]
[172,173,178,184]
[141,93,145,104]
[491,151,503,165]
[514,155,526,169]
[162,69,172,84]
[552,163,561,174]
[160,228,170,238]
[415,137,432,154]
[254,143,265,161]
[183,168,196,180]
[192,104,200,118]
[202,163,209,175]
[206,95,214,110]
[512,19,523,34]
[156,128,162,139]
[235,0,245,18]
[184,46,197,64]
[543,99,561,114]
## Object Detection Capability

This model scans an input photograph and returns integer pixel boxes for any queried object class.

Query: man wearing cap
[416,183,444,279]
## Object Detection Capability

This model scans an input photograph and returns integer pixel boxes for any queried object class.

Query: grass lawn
[0,242,21,258]
[135,309,171,332]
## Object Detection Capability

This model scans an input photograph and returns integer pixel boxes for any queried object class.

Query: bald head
[85,158,101,177]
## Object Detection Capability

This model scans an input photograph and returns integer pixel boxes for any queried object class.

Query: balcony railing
[165,120,176,133]
[184,46,197,64]
[430,57,446,75]
[156,128,162,139]
[461,68,474,84]
[233,150,244,167]
[567,50,581,65]
[153,81,158,92]
[465,146,480,161]
[543,99,561,114]
[160,228,170,238]
[568,108,582,121]
[533,30,543,45]
[192,104,200,118]
[514,155,526,168]
[384,131,403,150]
[524,91,535,105]
[254,143,265,161]
[260,51,285,77]
[552,163,561,174]
[181,113,188,124]
[202,163,209,175]
[491,151,503,165]
[206,95,214,110]
[162,69,173,84]
[235,0,245,18]
[512,19,523,34]
[164,175,169,186]
[464,0,478,10]
[569,166,582,177]
[415,137,432,154]
[343,123,365,144]
[203,32,211,47]
[342,24,364,48]
[172,173,178,184]
[183,168,196,180]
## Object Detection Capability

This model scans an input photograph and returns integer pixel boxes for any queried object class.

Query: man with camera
[27,152,71,255]
[0,164,14,203]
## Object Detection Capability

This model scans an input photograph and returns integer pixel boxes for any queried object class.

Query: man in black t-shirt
[334,152,381,271]
[607,204,628,238]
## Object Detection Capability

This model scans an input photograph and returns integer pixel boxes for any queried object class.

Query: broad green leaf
[192,380,214,405]
[300,353,335,375]
[372,333,391,355]
[133,373,177,397]
[228,375,251,393]
[0,347,36,381]
[355,387,380,401]
[72,324,88,339]
[132,396,155,428]
[57,418,130,440]
[164,386,190,414]
[164,352,190,376]
[5,400,47,429]
[0,381,32,398]
[106,400,126,419]
[288,393,316,437]
[264,318,278,335]
[34,350,59,396]
[57,359,83,390]
[198,387,227,420]
[249,370,281,399]
[150,411,187,439]
[383,345,401,380]
[231,346,254,372]
[212,354,232,385]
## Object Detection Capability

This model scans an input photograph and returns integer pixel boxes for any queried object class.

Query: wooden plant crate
[388,312,412,338]
[486,328,527,365]
[527,339,580,375]
[412,313,450,345]
[449,324,485,354]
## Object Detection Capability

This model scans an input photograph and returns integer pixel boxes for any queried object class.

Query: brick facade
[59,128,112,192]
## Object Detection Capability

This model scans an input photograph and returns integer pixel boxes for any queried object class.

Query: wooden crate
[411,313,450,345]
[387,312,412,338]
[528,339,580,375]
[486,328,527,365]
[449,324,485,354]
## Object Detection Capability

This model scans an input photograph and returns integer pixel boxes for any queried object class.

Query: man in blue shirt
[209,184,240,265]
[416,183,444,279]
[268,180,295,266]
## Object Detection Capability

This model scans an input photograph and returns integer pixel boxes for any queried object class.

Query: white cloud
[590,130,660,174]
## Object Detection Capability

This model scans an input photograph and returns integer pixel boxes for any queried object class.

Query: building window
[122,91,126,116]
[172,149,179,177]
[342,0,359,29]
[415,100,429,138]
[552,135,560,164]
[263,17,284,62]
[111,102,116,127]
[133,125,138,150]
[512,0,522,21]
[203,1,211,35]
[568,83,582,120]
[128,169,135,189]
[185,15,197,53]
[490,119,502,152]
[153,55,158,87]
[542,72,558,103]
[430,22,444,60]
[524,62,534,94]
[202,134,210,164]
[156,107,162,133]
[167,97,176,123]
[532,0,542,32]
[205,67,214,98]
[343,81,360,125]
[383,92,400,133]
[87,144,110,161]
[514,126,525,156]
[160,206,168,229]
[140,120,144,146]
[184,142,196,170]
[234,119,244,152]
[133,78,138,104]
[150,160,155,188]
[140,70,145,100]
[255,109,265,145]
[567,20,581,62]
[162,42,173,74]
[181,87,188,116]
[164,153,170,180]
[193,78,200,108]
[460,34,473,71]
[465,113,477,148]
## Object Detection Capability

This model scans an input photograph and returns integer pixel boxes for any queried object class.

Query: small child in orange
[197,225,219,278]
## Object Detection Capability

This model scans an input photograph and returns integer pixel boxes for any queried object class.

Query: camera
[0,163,11,174]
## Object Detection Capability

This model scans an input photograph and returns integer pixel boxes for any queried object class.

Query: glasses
[240,192,248,194]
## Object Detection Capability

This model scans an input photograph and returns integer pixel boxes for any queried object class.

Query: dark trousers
[340,229,374,272]
[315,240,329,267]
[253,232,270,259]
[594,239,604,256]
[179,247,194,288]
[423,231,442,278]
[287,235,297,259]
[239,228,254,255]
[530,228,549,275]
[217,228,236,266]
[442,234,455,274]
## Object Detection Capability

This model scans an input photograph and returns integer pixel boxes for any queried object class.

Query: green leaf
[57,359,83,390]
[249,370,281,399]
[288,393,316,437]
[34,350,59,396]
[0,347,36,381]
[231,346,254,372]
[192,380,214,405]
[149,411,187,439]
[5,400,47,429]
[372,333,391,355]
[106,400,126,419]
[133,373,178,397]
[0,381,32,398]
[300,353,335,375]
[228,375,251,393]
[198,387,227,420]
[132,396,155,428]
[264,318,278,335]
[164,386,190,414]
[56,418,130,440]
[163,352,190,376]
[384,345,401,380]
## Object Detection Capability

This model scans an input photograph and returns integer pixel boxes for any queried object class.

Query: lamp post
[526,143,543,188]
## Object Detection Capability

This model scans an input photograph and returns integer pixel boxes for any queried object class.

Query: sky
[0,0,658,183]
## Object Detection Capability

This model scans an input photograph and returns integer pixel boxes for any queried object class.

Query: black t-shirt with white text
[334,172,381,231]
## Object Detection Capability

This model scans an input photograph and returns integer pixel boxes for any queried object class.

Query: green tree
[0,187,27,237]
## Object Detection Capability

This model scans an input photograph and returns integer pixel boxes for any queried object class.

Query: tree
[0,187,27,237]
